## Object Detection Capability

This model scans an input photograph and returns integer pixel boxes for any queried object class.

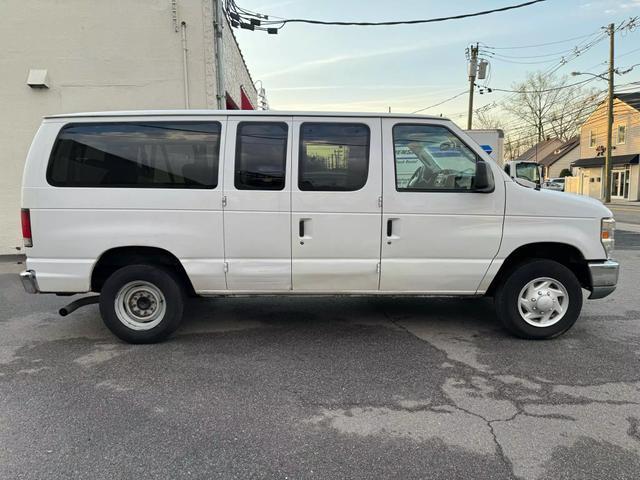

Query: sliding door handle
[299,219,305,237]
[386,218,399,244]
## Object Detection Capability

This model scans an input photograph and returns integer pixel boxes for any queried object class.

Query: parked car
[543,177,566,192]
[20,110,619,343]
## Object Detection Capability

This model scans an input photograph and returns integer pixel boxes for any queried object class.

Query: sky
[232,0,640,127]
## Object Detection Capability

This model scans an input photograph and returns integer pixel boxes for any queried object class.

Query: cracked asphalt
[1,229,639,479]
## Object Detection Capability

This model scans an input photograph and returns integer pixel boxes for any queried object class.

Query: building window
[617,125,626,144]
[298,123,370,191]
[589,130,596,148]
[235,122,288,190]
[47,122,221,188]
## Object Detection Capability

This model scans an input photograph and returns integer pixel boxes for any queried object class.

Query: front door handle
[299,218,311,244]
[386,218,399,244]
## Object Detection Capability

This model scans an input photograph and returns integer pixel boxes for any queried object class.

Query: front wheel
[99,265,185,344]
[494,259,583,339]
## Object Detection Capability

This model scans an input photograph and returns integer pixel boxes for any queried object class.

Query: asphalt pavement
[609,202,640,225]
[1,231,640,480]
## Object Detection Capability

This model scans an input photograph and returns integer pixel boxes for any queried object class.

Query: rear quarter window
[47,122,221,188]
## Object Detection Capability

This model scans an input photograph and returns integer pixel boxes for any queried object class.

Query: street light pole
[604,23,615,204]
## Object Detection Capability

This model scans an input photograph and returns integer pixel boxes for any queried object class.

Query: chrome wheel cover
[518,277,569,328]
[114,281,166,331]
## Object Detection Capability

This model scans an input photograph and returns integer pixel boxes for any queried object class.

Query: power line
[226,0,547,33]
[411,90,468,114]
[484,56,567,65]
[473,29,614,115]
[494,86,639,145]
[482,47,578,59]
[480,31,602,50]
[616,46,640,59]
[477,18,638,114]
[478,76,599,94]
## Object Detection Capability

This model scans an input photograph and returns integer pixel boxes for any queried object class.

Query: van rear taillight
[21,209,33,247]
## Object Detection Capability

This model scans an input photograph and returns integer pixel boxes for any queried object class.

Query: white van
[20,110,618,343]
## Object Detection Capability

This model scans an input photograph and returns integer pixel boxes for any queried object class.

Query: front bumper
[588,260,619,299]
[20,270,39,294]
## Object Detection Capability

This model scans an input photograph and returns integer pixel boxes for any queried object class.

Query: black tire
[494,259,583,339]
[99,265,184,344]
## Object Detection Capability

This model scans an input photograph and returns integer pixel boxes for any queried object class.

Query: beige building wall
[629,164,640,201]
[548,146,580,178]
[580,99,640,158]
[0,0,256,254]
[575,97,640,201]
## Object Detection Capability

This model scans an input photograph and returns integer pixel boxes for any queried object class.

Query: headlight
[601,217,615,259]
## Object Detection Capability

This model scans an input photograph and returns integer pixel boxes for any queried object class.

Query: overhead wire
[411,90,468,114]
[226,0,547,32]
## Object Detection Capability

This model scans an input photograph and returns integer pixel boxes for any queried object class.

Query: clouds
[260,42,436,79]
[580,0,640,13]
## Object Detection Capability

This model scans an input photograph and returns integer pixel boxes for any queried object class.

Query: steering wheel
[407,165,437,188]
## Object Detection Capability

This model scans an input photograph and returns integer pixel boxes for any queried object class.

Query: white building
[0,0,257,254]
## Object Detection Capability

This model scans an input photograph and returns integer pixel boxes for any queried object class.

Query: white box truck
[465,129,504,166]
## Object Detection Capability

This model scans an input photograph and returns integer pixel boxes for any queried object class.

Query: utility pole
[604,22,615,204]
[467,43,479,130]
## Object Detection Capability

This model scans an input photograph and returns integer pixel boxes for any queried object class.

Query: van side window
[235,122,288,190]
[299,123,370,191]
[393,124,478,191]
[47,122,221,188]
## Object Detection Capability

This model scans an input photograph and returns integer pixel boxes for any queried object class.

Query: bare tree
[547,87,600,140]
[504,136,530,161]
[503,72,599,142]
[474,108,504,130]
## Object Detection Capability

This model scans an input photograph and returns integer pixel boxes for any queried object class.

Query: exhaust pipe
[59,295,100,316]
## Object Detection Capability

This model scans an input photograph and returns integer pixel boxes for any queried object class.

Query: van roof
[44,110,446,121]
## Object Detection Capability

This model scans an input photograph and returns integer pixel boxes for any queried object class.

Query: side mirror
[474,160,494,193]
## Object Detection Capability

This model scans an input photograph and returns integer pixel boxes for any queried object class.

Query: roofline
[615,95,640,114]
[582,93,640,126]
[225,15,256,93]
[43,110,446,120]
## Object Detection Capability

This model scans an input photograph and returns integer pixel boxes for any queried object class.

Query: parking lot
[1,228,639,480]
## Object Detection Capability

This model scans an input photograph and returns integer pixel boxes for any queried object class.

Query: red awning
[240,87,255,110]
[226,93,239,110]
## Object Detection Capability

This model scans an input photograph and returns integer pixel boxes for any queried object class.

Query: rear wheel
[99,265,184,344]
[494,259,583,339]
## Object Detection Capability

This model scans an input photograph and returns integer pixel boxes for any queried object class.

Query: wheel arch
[91,246,195,295]
[486,242,591,296]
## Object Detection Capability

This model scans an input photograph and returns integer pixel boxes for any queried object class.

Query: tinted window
[393,124,478,191]
[47,122,221,188]
[235,122,288,190]
[299,123,370,191]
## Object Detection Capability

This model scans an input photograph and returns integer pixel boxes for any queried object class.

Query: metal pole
[180,22,190,109]
[467,44,478,130]
[214,0,225,109]
[604,23,615,203]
